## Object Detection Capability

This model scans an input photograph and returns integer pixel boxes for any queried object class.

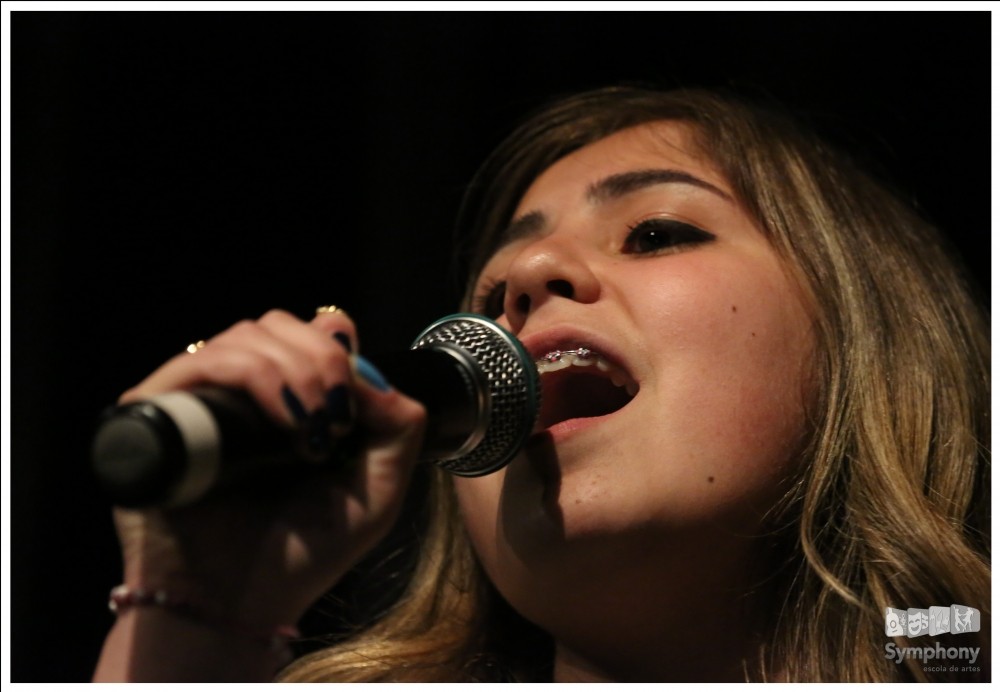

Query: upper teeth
[535,348,638,396]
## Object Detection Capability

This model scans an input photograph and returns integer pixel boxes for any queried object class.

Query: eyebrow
[498,168,733,247]
[587,168,733,204]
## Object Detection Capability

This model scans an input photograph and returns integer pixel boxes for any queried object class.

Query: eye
[623,218,716,255]
[472,279,507,318]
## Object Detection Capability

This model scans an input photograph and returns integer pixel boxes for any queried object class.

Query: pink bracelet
[108,584,300,657]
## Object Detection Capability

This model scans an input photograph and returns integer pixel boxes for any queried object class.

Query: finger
[210,314,338,413]
[121,312,341,428]
[254,310,359,440]
[340,360,427,531]
[122,338,302,427]
[310,306,358,355]
[256,309,354,394]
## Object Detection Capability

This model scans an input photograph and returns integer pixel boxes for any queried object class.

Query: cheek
[627,254,815,480]
[630,251,813,382]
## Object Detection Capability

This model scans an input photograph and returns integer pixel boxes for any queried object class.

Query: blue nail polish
[282,386,309,422]
[354,355,391,392]
[326,385,352,424]
[333,332,353,353]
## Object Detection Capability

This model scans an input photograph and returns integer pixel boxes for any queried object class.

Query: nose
[502,236,601,333]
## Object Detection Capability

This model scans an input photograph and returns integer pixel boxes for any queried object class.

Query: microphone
[90,314,541,508]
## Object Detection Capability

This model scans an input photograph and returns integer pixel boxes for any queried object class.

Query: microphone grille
[412,314,540,476]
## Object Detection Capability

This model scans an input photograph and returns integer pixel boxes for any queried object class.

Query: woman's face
[453,122,815,638]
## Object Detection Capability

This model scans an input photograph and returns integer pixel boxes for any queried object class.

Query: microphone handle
[91,348,483,508]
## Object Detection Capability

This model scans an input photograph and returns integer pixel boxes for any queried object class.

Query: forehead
[515,120,729,212]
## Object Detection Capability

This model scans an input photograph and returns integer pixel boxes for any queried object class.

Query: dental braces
[535,347,638,395]
[538,347,596,363]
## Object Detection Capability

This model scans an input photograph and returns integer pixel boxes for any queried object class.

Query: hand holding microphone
[92,312,540,507]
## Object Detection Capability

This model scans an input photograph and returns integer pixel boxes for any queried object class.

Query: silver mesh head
[412,314,540,476]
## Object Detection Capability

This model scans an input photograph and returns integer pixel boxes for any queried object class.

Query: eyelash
[622,218,716,255]
[471,219,715,318]
[471,278,506,318]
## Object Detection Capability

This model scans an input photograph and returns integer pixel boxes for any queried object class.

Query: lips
[529,345,639,434]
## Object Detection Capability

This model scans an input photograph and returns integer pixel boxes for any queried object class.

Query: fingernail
[353,355,391,392]
[325,385,352,424]
[282,386,309,423]
[333,331,353,353]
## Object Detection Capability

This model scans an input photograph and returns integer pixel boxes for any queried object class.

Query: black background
[11,10,990,682]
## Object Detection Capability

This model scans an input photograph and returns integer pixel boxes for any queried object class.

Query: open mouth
[534,348,638,432]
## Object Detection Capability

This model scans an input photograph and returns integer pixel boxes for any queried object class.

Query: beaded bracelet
[108,584,300,660]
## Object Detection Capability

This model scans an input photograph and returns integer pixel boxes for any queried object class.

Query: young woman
[93,87,990,682]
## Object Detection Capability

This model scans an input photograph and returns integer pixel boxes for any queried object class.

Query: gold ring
[186,340,207,354]
[316,305,346,316]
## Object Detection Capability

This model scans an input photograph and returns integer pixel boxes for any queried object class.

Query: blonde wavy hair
[280,87,990,682]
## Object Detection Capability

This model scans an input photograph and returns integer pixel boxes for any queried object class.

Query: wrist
[120,553,310,629]
[108,584,300,667]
